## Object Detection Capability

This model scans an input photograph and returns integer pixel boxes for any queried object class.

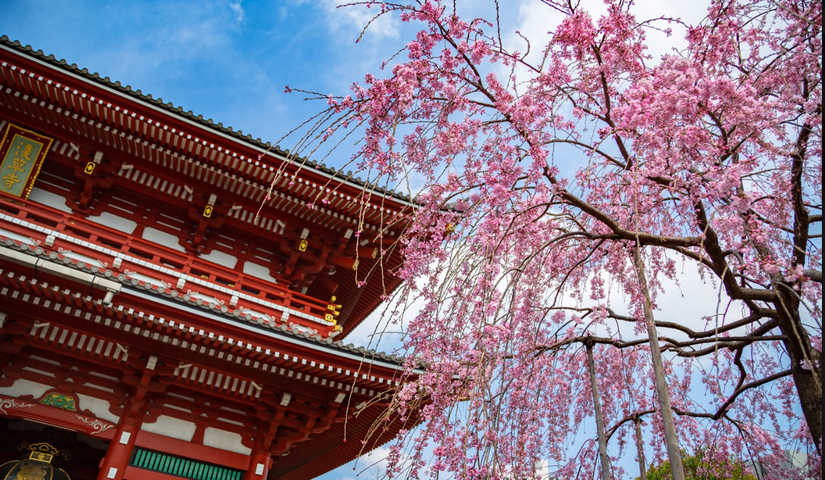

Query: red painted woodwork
[243,451,271,480]
[97,420,140,480]
[0,264,405,392]
[0,38,420,480]
[0,247,414,478]
[122,466,180,480]
[0,189,335,335]
[0,394,116,440]
[0,45,411,334]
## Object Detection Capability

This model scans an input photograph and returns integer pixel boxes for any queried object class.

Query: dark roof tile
[0,35,412,201]
[0,236,409,367]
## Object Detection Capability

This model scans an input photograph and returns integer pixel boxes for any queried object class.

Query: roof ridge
[0,35,412,202]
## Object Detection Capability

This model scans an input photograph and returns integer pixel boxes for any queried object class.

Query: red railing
[0,191,333,335]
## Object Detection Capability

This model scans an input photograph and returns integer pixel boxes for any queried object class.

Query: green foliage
[636,450,757,480]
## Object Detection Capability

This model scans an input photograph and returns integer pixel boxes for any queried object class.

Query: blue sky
[3,2,779,479]
[0,0,416,159]
[0,0,702,169]
[0,2,406,477]
[0,2,421,477]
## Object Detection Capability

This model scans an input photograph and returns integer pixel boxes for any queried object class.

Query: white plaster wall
[140,415,197,441]
[0,378,51,399]
[243,261,278,284]
[200,249,238,269]
[75,393,120,423]
[86,211,137,234]
[143,227,186,253]
[203,428,251,455]
[124,271,167,287]
[28,187,72,213]
[63,250,106,266]
[0,379,120,424]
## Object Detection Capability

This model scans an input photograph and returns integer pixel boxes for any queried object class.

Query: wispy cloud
[344,446,393,479]
[319,0,400,41]
[227,0,246,26]
[509,0,711,68]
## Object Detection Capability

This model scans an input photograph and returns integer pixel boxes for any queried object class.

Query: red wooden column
[244,404,284,480]
[97,416,141,480]
[97,354,167,480]
[243,450,272,480]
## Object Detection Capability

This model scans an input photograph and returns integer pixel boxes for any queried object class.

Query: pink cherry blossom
[284,1,822,478]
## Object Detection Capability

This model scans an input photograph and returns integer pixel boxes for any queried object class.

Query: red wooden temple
[0,36,417,480]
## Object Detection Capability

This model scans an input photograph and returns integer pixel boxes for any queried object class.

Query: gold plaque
[29,451,53,463]
[0,123,53,199]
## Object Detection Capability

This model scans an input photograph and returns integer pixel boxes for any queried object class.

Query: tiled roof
[0,235,410,368]
[0,36,413,202]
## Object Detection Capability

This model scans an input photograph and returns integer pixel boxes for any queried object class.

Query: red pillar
[97,417,141,480]
[243,450,271,480]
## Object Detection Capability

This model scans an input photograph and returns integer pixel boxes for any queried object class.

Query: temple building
[0,36,417,480]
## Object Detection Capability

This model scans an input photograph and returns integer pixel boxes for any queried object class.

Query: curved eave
[271,403,421,480]
[0,37,416,334]
[0,237,416,375]
[0,36,414,205]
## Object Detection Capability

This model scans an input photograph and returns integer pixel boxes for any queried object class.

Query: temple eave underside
[0,37,417,480]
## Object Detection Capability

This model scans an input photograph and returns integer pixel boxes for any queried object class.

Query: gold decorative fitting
[29,452,53,463]
[83,162,96,174]
[326,297,342,324]
[1,442,72,480]
[298,239,308,252]
[19,441,70,463]
[0,123,53,199]
[202,205,213,218]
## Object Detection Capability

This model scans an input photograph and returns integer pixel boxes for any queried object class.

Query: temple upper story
[0,36,419,480]
[0,35,412,341]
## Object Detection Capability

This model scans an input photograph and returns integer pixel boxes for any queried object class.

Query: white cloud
[505,0,712,77]
[319,0,400,41]
[345,283,422,355]
[228,1,246,26]
[345,446,392,479]
[631,0,711,63]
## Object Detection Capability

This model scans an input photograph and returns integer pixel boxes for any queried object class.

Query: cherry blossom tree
[282,0,822,478]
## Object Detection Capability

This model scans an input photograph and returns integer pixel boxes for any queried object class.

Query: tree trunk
[586,340,612,480]
[633,247,685,480]
[773,289,822,455]
[634,416,647,480]
[783,111,821,454]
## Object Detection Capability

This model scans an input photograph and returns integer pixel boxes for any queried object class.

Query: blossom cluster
[294,0,822,478]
